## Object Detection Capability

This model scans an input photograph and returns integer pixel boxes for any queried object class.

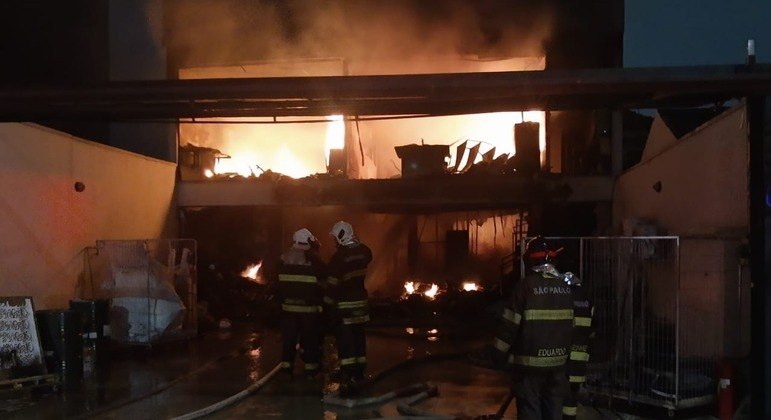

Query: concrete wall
[679,238,750,358]
[613,104,747,236]
[0,123,177,310]
[613,105,750,358]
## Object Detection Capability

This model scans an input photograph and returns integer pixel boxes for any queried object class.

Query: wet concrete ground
[0,323,716,419]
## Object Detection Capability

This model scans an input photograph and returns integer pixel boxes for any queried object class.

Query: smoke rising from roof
[167,0,553,69]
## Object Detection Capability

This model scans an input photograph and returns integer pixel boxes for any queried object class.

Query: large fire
[180,56,547,181]
[445,111,546,170]
[204,115,345,178]
[193,111,545,180]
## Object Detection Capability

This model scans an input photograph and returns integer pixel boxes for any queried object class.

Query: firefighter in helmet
[276,228,326,378]
[325,221,372,396]
[492,236,575,420]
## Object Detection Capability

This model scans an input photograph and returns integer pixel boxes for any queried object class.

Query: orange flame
[403,281,442,300]
[404,281,417,295]
[241,261,263,284]
[462,282,480,292]
[423,284,439,299]
[202,115,345,180]
[325,115,345,166]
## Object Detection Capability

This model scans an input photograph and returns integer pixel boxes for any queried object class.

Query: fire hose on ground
[325,350,511,419]
[171,352,513,420]
[171,363,282,420]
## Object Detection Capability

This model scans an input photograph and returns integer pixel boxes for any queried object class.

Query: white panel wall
[0,123,177,309]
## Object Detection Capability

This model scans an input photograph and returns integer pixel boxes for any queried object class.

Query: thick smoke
[167,0,553,68]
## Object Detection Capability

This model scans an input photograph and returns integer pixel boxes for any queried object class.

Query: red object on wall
[717,360,736,420]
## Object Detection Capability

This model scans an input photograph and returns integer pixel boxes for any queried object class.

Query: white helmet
[330,221,356,246]
[292,228,317,250]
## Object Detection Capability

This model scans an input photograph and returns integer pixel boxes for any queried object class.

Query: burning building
[168,1,614,304]
[0,0,620,314]
[176,56,548,295]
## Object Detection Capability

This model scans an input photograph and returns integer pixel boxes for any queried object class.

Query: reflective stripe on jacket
[325,243,372,324]
[277,248,326,314]
[566,284,593,382]
[493,271,574,372]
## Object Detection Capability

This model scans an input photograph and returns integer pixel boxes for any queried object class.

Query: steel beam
[0,65,770,120]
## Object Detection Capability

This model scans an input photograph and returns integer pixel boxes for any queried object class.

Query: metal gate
[521,237,716,412]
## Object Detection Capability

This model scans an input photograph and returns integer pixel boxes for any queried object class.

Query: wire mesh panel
[85,239,198,346]
[519,236,716,413]
[583,237,715,411]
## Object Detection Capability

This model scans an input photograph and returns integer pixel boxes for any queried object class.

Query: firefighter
[276,228,326,378]
[563,272,593,420]
[492,236,575,420]
[325,221,372,396]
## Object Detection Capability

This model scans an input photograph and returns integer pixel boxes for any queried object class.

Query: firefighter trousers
[336,323,366,379]
[280,312,322,374]
[562,382,580,419]
[510,368,567,420]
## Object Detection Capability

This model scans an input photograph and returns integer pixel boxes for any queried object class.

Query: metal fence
[85,239,198,346]
[520,237,716,412]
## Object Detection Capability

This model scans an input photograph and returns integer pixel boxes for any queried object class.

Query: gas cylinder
[717,360,736,420]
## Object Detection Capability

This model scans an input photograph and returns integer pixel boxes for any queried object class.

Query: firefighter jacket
[566,284,593,383]
[325,242,372,325]
[277,248,326,314]
[493,270,574,371]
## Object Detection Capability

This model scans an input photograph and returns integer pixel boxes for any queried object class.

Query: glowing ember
[241,261,263,283]
[462,282,480,292]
